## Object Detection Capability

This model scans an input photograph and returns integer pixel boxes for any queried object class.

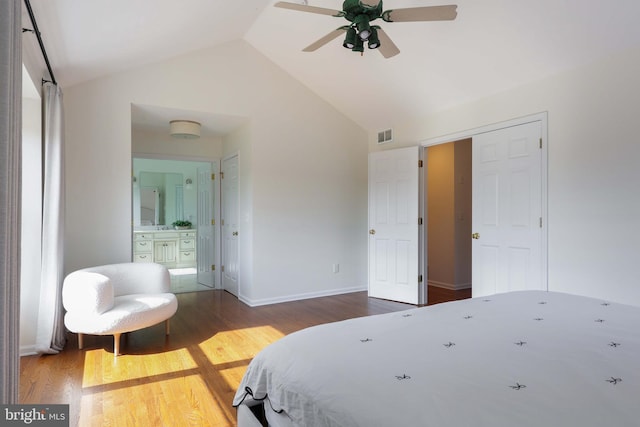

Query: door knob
[472,232,480,239]
[369,229,376,235]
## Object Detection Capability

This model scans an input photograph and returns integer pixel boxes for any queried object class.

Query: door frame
[420,112,549,293]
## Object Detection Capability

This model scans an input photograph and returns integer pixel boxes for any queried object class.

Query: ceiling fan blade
[303,27,348,52]
[383,5,458,22]
[376,27,400,58]
[274,2,343,17]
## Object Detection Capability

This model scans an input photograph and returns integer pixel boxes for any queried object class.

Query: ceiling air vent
[377,128,393,144]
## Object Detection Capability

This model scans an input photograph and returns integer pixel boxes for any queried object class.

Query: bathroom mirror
[134,171,183,226]
[132,157,211,231]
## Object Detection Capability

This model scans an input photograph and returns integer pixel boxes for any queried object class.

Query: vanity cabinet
[179,232,196,265]
[154,239,178,264]
[133,230,197,268]
[133,233,154,263]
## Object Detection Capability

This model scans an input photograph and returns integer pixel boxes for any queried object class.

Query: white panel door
[472,121,543,297]
[196,165,216,288]
[368,146,421,304]
[222,155,239,297]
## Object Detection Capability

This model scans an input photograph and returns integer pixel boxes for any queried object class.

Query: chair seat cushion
[64,293,178,336]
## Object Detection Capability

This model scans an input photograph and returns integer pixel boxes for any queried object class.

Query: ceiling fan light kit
[368,27,380,49]
[343,26,357,48]
[352,38,365,53]
[274,1,457,58]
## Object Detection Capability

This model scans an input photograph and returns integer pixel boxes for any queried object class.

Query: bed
[233,291,640,426]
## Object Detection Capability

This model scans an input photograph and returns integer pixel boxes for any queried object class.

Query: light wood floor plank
[20,288,468,426]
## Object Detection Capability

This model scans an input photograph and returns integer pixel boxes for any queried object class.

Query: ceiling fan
[274,1,457,58]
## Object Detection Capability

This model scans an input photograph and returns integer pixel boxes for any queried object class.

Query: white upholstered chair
[62,262,178,357]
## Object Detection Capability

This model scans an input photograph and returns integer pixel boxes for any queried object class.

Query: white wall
[63,40,368,306]
[371,46,640,306]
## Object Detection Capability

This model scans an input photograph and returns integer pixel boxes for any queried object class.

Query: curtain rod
[23,0,57,85]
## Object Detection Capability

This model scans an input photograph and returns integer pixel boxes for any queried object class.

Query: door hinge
[211,264,215,271]
[221,265,225,272]
[418,274,423,283]
[418,160,424,168]
[220,171,224,179]
[539,217,543,228]
[211,219,215,225]
[221,219,225,226]
[539,138,542,149]
[211,173,215,180]
[418,217,423,225]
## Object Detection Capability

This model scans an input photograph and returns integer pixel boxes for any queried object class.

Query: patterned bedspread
[233,291,640,426]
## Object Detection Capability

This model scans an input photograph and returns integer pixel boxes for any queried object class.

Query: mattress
[233,291,640,426]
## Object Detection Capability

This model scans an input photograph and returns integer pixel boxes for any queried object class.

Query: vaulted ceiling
[24,0,640,131]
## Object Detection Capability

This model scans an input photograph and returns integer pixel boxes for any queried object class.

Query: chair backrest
[77,262,170,297]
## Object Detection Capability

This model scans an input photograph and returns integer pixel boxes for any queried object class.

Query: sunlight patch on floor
[81,348,197,388]
[79,373,236,427]
[199,326,285,366]
[199,326,285,392]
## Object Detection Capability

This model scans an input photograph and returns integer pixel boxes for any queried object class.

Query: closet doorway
[424,115,547,299]
[425,139,472,297]
[368,113,548,304]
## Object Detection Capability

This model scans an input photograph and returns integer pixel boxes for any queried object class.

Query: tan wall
[427,139,471,290]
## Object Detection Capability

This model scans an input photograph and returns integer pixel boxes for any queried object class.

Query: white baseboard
[20,344,37,357]
[428,280,472,291]
[239,285,368,307]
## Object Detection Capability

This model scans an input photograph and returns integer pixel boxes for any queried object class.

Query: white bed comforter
[233,291,640,426]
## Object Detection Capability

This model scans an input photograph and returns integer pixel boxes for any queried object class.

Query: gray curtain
[0,0,22,404]
[35,83,66,354]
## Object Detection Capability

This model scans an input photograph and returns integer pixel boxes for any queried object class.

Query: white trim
[20,345,37,357]
[421,112,548,147]
[421,112,549,293]
[239,286,368,308]
[428,280,472,291]
[418,146,426,305]
[132,151,219,163]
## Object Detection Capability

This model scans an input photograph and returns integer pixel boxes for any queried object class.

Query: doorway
[132,156,220,293]
[423,115,547,300]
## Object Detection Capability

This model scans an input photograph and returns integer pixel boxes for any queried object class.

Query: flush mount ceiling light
[170,120,201,139]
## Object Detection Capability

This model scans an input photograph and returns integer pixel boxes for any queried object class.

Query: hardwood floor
[19,287,469,426]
